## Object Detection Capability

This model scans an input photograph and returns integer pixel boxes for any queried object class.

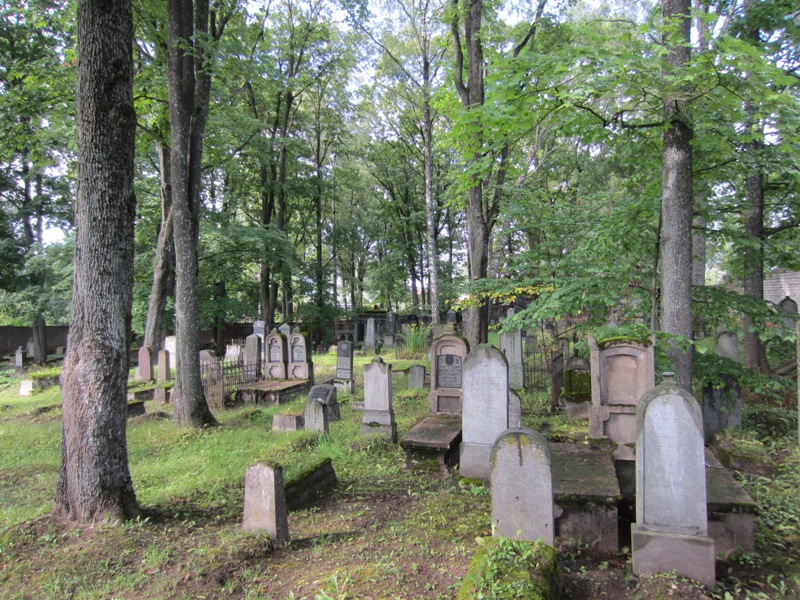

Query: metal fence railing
[200,358,265,410]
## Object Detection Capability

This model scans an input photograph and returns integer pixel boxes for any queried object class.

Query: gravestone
[361,356,397,442]
[245,333,262,380]
[157,349,171,382]
[265,330,288,379]
[588,336,655,461]
[491,428,554,543]
[288,332,313,381]
[137,346,154,381]
[14,346,24,372]
[499,311,525,390]
[163,335,176,359]
[429,333,469,415]
[308,384,339,421]
[199,349,218,364]
[253,320,267,360]
[562,358,591,419]
[278,322,291,338]
[702,332,742,441]
[304,394,329,434]
[243,462,289,543]
[631,375,715,587]
[779,296,798,331]
[224,344,242,363]
[716,330,739,362]
[508,390,522,429]
[460,345,509,480]
[384,311,396,349]
[446,309,457,324]
[364,318,376,353]
[26,341,34,356]
[334,341,355,393]
[408,364,426,389]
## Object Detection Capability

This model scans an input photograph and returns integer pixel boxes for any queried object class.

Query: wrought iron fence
[200,358,266,410]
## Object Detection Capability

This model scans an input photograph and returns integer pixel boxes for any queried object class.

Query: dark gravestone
[309,384,339,421]
[334,341,355,393]
[384,311,396,349]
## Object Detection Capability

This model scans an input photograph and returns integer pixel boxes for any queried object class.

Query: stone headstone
[272,413,304,432]
[334,341,355,393]
[163,335,176,358]
[288,332,313,381]
[26,341,34,356]
[265,331,287,379]
[429,333,469,415]
[702,376,742,442]
[243,462,289,544]
[499,311,524,391]
[508,390,522,429]
[253,320,267,336]
[137,346,154,381]
[384,311,396,349]
[157,349,171,382]
[364,318,376,353]
[224,344,242,363]
[408,364,426,389]
[715,331,739,363]
[278,322,291,337]
[491,428,554,543]
[361,356,396,442]
[460,345,509,480]
[779,296,798,331]
[308,384,339,421]
[631,375,715,587]
[304,394,329,434]
[199,349,217,364]
[14,346,24,372]
[55,346,65,357]
[245,333,262,380]
[588,336,655,461]
[446,309,457,324]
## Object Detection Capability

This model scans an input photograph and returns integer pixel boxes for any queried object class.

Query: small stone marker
[460,345,509,480]
[499,309,525,390]
[243,462,289,544]
[362,356,397,442]
[304,394,329,434]
[491,428,554,543]
[631,374,715,587]
[408,364,426,389]
[265,330,287,379]
[14,346,24,372]
[364,318,376,353]
[334,341,355,393]
[272,413,304,432]
[429,333,469,415]
[308,384,339,421]
[137,346,154,381]
[157,349,171,382]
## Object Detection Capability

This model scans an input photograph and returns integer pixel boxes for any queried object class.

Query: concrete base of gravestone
[631,525,715,587]
[235,379,312,406]
[705,452,756,554]
[400,415,462,473]
[459,442,494,480]
[243,462,290,544]
[154,387,170,404]
[127,401,146,418]
[589,405,637,461]
[361,410,397,442]
[127,388,155,402]
[272,413,305,432]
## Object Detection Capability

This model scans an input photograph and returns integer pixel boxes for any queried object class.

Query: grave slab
[400,415,462,473]
[235,379,313,406]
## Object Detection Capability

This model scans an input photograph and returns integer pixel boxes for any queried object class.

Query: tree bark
[55,0,139,522]
[660,0,694,389]
[166,0,217,427]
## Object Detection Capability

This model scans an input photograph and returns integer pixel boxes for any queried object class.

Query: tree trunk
[742,165,769,371]
[55,0,139,522]
[660,0,694,389]
[166,0,217,427]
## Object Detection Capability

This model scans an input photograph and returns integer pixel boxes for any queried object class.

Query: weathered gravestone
[460,345,509,480]
[364,318,376,353]
[224,344,242,364]
[715,330,739,362]
[334,341,355,393]
[589,336,655,461]
[163,335,176,359]
[361,356,397,442]
[446,309,457,325]
[243,462,289,543]
[137,346,154,381]
[278,322,292,338]
[157,349,171,382]
[508,390,522,428]
[245,333,262,380]
[308,384,339,421]
[429,333,469,415]
[779,296,798,331]
[384,311,396,349]
[702,332,742,441]
[631,375,715,587]
[408,364,426,389]
[491,428,554,543]
[265,330,287,379]
[304,393,329,434]
[14,346,24,373]
[288,332,313,381]
[499,309,525,390]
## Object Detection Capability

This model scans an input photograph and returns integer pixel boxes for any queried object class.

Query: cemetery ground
[0,355,799,599]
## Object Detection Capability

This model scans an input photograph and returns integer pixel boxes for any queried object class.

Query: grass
[0,357,799,598]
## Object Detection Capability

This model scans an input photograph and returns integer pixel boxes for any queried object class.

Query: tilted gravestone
[245,333,262,380]
[334,341,355,394]
[288,332,313,381]
[157,349,171,382]
[304,394,329,434]
[361,356,397,442]
[243,462,289,544]
[265,330,288,379]
[364,318,376,353]
[137,346,154,381]
[308,384,339,421]
[429,332,469,415]
[588,336,655,461]
[491,428,554,543]
[460,345,509,480]
[631,375,715,587]
[498,308,525,390]
[408,364,426,389]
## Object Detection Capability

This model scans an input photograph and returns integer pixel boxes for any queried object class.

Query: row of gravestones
[490,375,715,586]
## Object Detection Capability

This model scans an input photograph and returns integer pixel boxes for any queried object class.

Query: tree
[55,0,139,522]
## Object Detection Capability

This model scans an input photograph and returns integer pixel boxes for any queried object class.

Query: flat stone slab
[235,379,312,406]
[400,415,462,473]
[705,450,757,554]
[272,413,304,432]
[127,401,146,418]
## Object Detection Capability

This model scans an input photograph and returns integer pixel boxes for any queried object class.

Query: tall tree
[55,0,139,522]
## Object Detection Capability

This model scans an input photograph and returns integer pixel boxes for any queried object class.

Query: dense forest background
[1,0,798,379]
